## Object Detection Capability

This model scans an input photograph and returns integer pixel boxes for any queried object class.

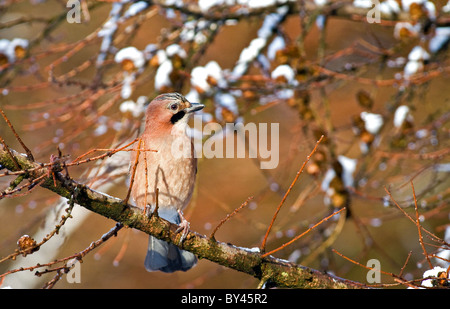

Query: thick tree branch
[0,145,365,289]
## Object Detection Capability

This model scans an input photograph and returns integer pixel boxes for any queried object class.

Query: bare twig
[0,108,34,161]
[71,138,141,164]
[210,196,253,240]
[332,249,420,288]
[262,207,345,258]
[260,135,324,251]
[399,251,413,278]
[411,181,433,269]
[0,135,21,170]
[0,197,75,264]
[383,186,444,245]
[41,222,124,288]
[143,140,150,216]
[123,138,142,205]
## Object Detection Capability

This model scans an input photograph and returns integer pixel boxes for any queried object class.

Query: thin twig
[383,186,443,245]
[0,107,34,161]
[154,188,159,215]
[143,140,150,216]
[411,181,433,269]
[399,251,412,278]
[0,173,46,199]
[260,135,324,251]
[0,135,21,170]
[261,207,345,258]
[210,196,254,240]
[332,248,391,276]
[332,248,420,288]
[123,138,142,205]
[0,197,75,265]
[41,222,123,288]
[112,228,130,266]
[71,138,140,163]
[301,207,347,266]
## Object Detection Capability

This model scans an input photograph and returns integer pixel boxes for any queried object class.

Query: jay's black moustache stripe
[170,110,186,124]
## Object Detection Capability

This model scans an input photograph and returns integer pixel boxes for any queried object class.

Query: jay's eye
[169,103,178,111]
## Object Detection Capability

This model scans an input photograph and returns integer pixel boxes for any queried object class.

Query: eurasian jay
[130,92,203,273]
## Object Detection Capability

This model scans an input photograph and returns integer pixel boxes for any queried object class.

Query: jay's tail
[144,209,197,273]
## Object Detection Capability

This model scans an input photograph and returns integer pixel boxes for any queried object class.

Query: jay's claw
[175,210,190,245]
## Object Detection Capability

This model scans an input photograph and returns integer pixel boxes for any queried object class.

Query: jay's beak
[185,102,204,113]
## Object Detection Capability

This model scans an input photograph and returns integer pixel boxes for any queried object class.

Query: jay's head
[144,92,204,134]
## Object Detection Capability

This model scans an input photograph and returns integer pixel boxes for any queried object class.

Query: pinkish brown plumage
[130,92,203,273]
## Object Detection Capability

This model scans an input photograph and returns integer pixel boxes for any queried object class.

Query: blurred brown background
[0,1,448,289]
